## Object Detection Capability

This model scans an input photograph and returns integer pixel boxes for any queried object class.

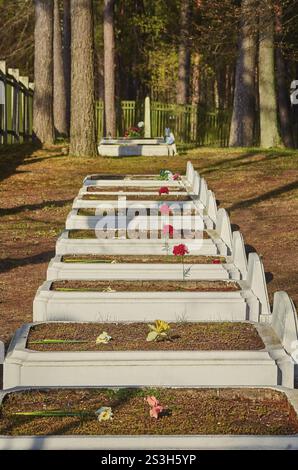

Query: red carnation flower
[173,173,181,181]
[163,224,174,236]
[212,259,221,264]
[173,244,189,257]
[159,186,169,195]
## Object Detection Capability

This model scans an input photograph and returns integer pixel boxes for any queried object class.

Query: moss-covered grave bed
[89,174,158,180]
[1,388,298,436]
[67,229,209,239]
[26,322,264,351]
[77,208,198,216]
[51,280,240,293]
[87,186,186,193]
[61,254,225,264]
[82,194,192,202]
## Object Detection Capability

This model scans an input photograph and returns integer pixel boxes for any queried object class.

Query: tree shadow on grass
[0,143,67,184]
[0,198,72,217]
[0,250,54,274]
[198,149,294,176]
[0,143,41,183]
[227,180,298,212]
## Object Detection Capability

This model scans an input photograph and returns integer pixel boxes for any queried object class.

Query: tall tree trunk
[176,0,191,105]
[53,0,67,137]
[275,2,294,148]
[70,0,97,157]
[229,0,257,147]
[259,0,281,148]
[63,0,71,135]
[104,0,116,137]
[276,49,294,147]
[33,0,54,145]
[191,52,201,106]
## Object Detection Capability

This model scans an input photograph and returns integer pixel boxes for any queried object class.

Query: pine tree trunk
[63,0,71,135]
[276,49,294,147]
[259,0,281,148]
[275,2,294,148]
[53,0,67,137]
[33,0,54,145]
[176,0,191,105]
[229,0,257,147]
[191,52,200,106]
[69,0,97,157]
[104,0,116,137]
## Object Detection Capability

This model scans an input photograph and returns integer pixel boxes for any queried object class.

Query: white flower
[95,407,113,422]
[138,121,144,128]
[96,331,112,344]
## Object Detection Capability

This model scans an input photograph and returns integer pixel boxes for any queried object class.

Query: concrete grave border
[271,291,298,361]
[47,231,247,283]
[0,386,297,449]
[3,322,289,389]
[34,252,268,323]
[33,278,248,323]
[47,255,234,281]
[55,229,219,256]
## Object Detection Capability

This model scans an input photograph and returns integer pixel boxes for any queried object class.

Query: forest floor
[0,143,297,346]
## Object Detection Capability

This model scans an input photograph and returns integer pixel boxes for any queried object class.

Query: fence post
[8,68,20,143]
[144,96,151,138]
[19,76,29,142]
[0,61,6,144]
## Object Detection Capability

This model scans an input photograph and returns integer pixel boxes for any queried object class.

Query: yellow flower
[95,407,113,422]
[147,320,171,342]
[96,332,112,344]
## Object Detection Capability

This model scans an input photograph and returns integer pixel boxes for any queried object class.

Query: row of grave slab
[0,161,298,449]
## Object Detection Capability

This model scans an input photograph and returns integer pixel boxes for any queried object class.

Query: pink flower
[173,244,189,257]
[212,259,221,264]
[150,405,164,419]
[146,396,159,408]
[159,186,169,195]
[162,224,174,236]
[145,396,165,419]
[173,173,181,181]
[159,204,171,215]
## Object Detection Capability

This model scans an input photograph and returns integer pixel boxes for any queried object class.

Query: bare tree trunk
[63,0,71,135]
[69,0,97,157]
[33,0,54,145]
[53,0,67,137]
[275,2,294,148]
[259,0,281,148]
[229,0,257,147]
[176,0,191,105]
[104,0,116,137]
[276,50,294,147]
[192,52,200,106]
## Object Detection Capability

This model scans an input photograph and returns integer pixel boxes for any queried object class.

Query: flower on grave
[212,259,221,264]
[159,203,171,215]
[96,332,112,344]
[159,170,173,181]
[146,319,171,342]
[124,126,143,138]
[172,173,181,181]
[173,244,190,281]
[159,186,169,195]
[162,224,174,254]
[162,224,174,237]
[145,396,165,419]
[173,244,189,257]
[95,406,113,422]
